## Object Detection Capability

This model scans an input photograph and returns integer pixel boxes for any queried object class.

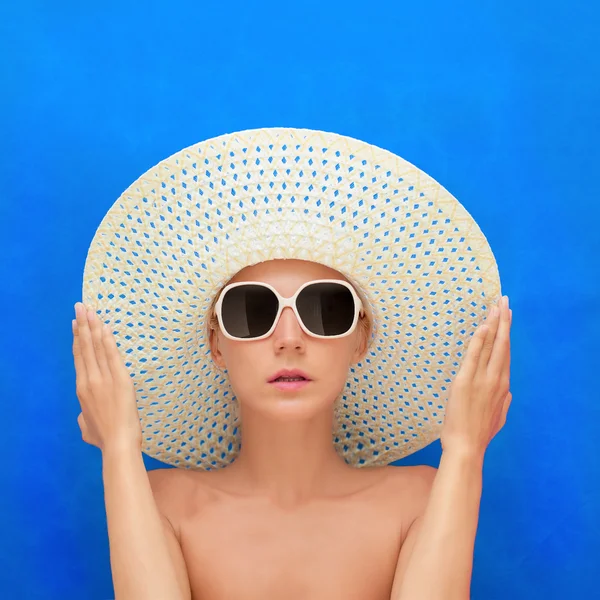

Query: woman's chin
[245,392,335,420]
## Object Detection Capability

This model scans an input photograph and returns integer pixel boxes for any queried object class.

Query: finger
[477,299,501,375]
[459,322,490,382]
[77,411,87,434]
[87,307,111,380]
[102,323,130,383]
[508,310,512,370]
[72,316,87,383]
[496,391,513,434]
[460,302,495,379]
[504,310,512,381]
[76,302,102,382]
[77,411,97,447]
[488,298,511,377]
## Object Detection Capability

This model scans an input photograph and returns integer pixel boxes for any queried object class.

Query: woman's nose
[276,306,302,329]
[272,306,304,338]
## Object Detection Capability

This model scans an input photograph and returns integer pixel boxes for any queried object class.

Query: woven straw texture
[82,127,501,470]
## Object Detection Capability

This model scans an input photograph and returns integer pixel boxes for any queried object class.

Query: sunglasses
[214,279,365,341]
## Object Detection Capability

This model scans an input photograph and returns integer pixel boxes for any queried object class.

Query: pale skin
[73,258,512,600]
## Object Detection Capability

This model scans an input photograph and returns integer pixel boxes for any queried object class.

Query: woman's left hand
[440,296,513,459]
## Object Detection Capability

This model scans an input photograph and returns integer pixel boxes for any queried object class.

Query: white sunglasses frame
[214,278,365,341]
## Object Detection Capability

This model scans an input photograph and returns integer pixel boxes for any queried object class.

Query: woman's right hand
[72,302,142,453]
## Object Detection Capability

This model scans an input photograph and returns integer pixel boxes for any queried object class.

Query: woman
[73,128,512,599]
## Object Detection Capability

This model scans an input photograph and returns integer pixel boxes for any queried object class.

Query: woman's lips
[269,380,311,391]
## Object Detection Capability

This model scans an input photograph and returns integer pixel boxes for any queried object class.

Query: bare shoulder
[383,462,437,489]
[147,467,215,533]
[395,463,437,489]
[147,466,190,501]
[381,464,438,521]
[147,464,218,494]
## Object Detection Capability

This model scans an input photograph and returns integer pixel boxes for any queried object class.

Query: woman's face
[208,259,370,420]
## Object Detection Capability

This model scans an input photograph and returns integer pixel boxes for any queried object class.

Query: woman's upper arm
[147,468,193,600]
[389,465,437,597]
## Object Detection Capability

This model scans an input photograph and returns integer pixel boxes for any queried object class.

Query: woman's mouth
[269,377,311,391]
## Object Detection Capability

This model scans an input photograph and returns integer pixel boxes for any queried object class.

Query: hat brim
[83,127,501,469]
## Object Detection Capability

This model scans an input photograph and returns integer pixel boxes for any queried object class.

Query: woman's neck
[224,406,352,508]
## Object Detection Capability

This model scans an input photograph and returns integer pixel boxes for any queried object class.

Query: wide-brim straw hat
[82,127,501,470]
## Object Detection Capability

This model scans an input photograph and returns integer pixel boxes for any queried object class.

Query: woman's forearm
[396,449,485,600]
[102,444,185,600]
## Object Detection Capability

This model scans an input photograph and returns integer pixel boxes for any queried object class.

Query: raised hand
[72,302,142,453]
[440,296,513,459]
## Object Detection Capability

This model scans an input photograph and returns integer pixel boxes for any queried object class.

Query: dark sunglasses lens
[297,283,356,336]
[221,285,278,338]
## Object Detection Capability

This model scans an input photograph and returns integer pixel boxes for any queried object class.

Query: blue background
[2,1,598,598]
